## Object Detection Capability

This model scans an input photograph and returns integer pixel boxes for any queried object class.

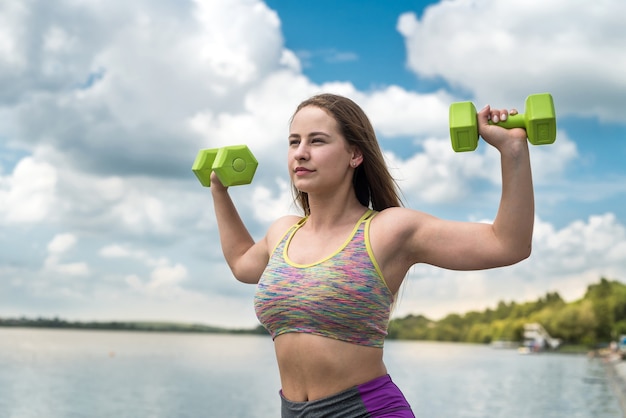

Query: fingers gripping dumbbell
[449,93,557,152]
[192,145,258,187]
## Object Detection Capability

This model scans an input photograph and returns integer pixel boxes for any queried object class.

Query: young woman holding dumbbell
[209,93,533,417]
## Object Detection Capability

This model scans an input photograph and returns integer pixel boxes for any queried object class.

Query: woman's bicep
[231,215,300,284]
[231,240,270,284]
[416,219,514,270]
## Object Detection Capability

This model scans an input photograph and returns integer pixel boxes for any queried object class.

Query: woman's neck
[305,195,368,231]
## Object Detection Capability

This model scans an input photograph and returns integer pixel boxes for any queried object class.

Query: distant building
[521,323,561,352]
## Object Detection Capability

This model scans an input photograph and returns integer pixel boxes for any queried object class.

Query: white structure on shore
[523,323,561,350]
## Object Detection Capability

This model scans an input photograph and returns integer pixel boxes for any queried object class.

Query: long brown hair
[290,93,403,215]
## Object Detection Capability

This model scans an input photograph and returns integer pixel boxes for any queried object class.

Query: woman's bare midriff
[274,333,388,402]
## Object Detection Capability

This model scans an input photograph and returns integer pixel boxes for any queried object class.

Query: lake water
[0,328,622,418]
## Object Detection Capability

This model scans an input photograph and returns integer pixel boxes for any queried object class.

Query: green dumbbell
[192,145,258,187]
[449,93,557,152]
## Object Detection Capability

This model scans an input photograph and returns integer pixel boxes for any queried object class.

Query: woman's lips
[294,167,313,175]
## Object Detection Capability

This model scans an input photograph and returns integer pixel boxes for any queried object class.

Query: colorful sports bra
[254,210,394,348]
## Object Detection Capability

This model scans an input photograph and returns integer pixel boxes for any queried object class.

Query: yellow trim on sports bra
[283,210,375,269]
[363,212,394,296]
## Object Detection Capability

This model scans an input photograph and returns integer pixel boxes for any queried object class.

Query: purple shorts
[280,374,414,417]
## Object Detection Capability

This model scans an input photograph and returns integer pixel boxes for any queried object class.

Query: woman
[210,93,533,417]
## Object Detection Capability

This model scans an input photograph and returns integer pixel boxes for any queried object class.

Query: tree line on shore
[2,277,623,347]
[0,317,267,335]
[387,277,625,347]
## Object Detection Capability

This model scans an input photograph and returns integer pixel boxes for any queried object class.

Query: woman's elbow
[230,264,262,285]
[517,247,532,263]
[508,242,532,265]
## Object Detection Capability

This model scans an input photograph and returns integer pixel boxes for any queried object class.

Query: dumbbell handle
[488,113,526,129]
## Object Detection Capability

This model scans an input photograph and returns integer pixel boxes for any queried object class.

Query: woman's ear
[350,148,364,168]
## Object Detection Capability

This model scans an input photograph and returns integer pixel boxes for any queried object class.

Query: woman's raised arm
[210,172,270,284]
[378,105,534,274]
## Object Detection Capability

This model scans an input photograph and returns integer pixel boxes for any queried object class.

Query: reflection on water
[0,329,622,418]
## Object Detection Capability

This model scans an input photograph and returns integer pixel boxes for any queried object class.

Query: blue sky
[1,0,625,328]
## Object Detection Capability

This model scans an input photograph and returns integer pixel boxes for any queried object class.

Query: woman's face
[288,105,360,194]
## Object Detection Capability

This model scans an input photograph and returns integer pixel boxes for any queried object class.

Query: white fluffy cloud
[43,233,90,277]
[397,0,626,121]
[0,156,57,223]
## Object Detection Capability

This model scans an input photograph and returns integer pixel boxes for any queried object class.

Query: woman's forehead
[291,106,337,131]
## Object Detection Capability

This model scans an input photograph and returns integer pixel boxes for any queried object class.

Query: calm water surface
[0,328,622,417]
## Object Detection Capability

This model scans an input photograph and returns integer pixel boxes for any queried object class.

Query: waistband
[280,374,414,417]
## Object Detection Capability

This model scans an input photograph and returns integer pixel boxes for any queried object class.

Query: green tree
[384,278,624,347]
[586,278,615,341]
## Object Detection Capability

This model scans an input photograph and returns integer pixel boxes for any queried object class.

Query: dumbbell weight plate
[449,102,479,152]
[192,148,219,187]
[213,145,258,186]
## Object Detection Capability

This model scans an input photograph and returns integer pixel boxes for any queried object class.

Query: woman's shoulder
[370,207,434,239]
[269,214,303,230]
[368,207,437,269]
[373,206,430,223]
[265,214,303,248]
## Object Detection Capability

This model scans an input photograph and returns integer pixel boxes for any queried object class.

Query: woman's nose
[293,143,309,160]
